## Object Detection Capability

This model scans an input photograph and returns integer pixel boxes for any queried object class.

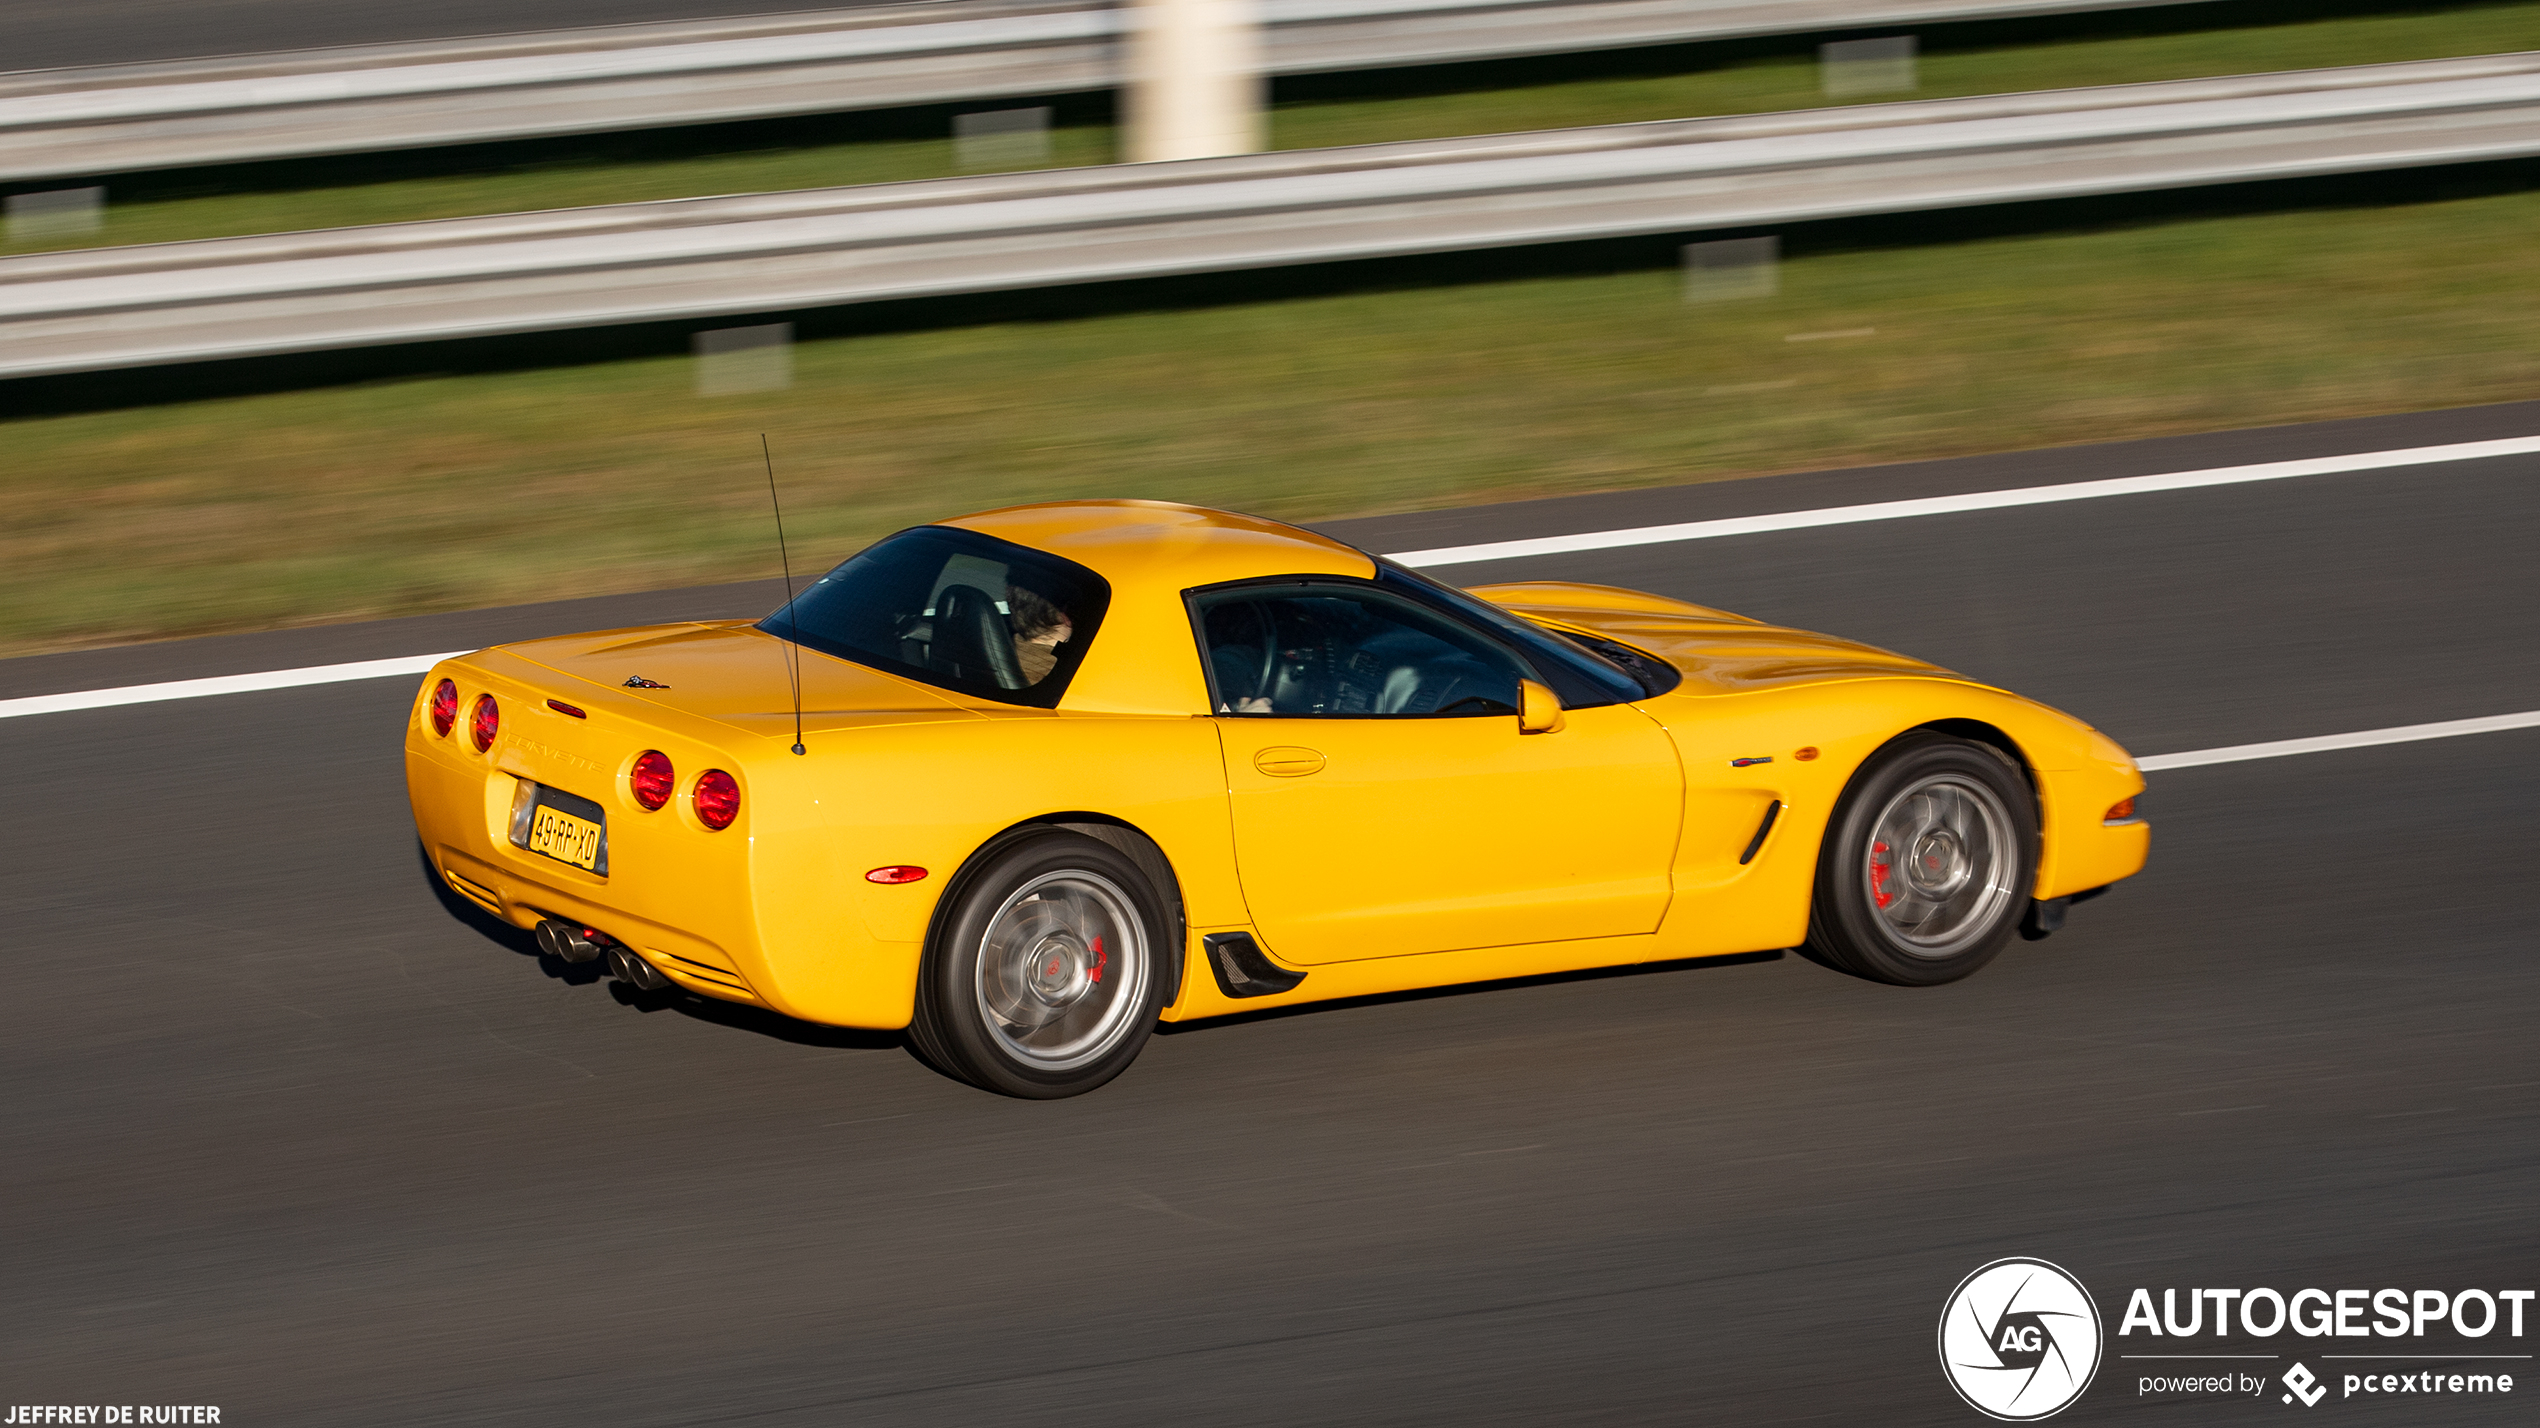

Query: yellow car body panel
[1219,700,1683,964]
[403,505,2147,1034]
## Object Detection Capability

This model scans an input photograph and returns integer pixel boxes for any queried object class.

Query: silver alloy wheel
[973,870,1150,1072]
[1861,772,2020,958]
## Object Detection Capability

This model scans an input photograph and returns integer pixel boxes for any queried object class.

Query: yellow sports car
[406,501,2147,1097]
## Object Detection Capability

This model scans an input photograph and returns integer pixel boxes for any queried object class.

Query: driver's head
[1006,583,1071,643]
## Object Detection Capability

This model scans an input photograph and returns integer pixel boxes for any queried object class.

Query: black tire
[910,828,1171,1098]
[1806,732,2038,987]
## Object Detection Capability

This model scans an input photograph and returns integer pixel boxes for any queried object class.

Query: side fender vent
[1203,931,1306,998]
[1738,800,1784,865]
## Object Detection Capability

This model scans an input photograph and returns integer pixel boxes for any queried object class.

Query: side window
[762,526,1107,708]
[1194,585,1530,717]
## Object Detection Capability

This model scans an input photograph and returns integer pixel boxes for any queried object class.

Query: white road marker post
[694,323,793,396]
[1682,236,1779,303]
[1123,0,1262,163]
[954,106,1054,170]
[1822,35,1917,98]
[4,186,104,243]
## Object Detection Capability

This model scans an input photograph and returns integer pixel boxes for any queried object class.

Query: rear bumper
[410,741,770,1005]
[435,847,765,1003]
[401,655,925,1030]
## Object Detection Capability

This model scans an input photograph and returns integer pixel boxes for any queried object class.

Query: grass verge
[4,167,2537,656]
[2,0,2535,254]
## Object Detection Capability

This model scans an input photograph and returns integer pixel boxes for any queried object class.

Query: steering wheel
[1242,602,1278,707]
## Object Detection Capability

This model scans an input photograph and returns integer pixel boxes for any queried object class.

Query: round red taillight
[470,693,499,752]
[631,750,674,811]
[428,678,458,738]
[693,769,739,830]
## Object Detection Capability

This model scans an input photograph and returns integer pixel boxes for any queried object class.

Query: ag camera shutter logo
[1940,1258,2104,1419]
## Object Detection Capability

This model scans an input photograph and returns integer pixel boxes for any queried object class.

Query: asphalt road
[3,0,865,73]
[4,403,2536,1425]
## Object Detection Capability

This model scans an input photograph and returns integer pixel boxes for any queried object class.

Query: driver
[1007,583,1073,684]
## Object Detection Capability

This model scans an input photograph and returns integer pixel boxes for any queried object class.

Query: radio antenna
[761,433,807,757]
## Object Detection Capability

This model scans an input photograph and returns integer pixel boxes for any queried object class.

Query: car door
[1196,579,1683,965]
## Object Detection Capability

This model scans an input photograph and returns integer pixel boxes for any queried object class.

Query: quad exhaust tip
[533,917,606,964]
[534,917,669,989]
[605,944,670,991]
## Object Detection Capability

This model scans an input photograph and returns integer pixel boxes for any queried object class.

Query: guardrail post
[1124,0,1263,162]
[1822,36,1917,98]
[695,324,794,396]
[4,187,105,245]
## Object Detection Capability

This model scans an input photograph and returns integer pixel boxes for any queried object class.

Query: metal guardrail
[4,53,2535,380]
[0,0,2223,182]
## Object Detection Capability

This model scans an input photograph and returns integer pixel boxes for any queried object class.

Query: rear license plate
[508,780,608,876]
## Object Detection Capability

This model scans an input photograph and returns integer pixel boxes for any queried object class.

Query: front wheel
[1806,732,2037,986]
[909,828,1170,1098]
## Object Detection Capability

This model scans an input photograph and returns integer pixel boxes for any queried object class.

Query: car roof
[938,500,1378,715]
[940,500,1377,593]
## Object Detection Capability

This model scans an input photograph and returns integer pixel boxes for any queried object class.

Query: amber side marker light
[470,694,500,752]
[694,770,740,830]
[547,699,587,719]
[630,751,674,811]
[866,865,928,885]
[1794,745,1820,761]
[428,678,458,737]
[2104,796,2138,823]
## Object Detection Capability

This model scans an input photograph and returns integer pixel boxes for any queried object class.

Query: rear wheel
[910,829,1169,1098]
[1807,732,2036,986]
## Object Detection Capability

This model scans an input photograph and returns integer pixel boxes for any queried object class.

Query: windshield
[1372,561,1661,705]
[759,527,1112,708]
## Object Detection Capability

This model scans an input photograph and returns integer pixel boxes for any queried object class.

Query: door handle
[1252,746,1325,778]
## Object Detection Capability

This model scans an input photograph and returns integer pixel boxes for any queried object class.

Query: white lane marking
[2137,710,2540,771]
[1387,433,2540,567]
[0,641,2533,783]
[0,651,465,719]
[7,433,2539,721]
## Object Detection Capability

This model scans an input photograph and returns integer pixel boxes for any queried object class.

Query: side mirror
[1517,679,1566,735]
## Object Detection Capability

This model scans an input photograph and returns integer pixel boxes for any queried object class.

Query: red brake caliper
[1869,840,1894,908]
[1086,936,1107,984]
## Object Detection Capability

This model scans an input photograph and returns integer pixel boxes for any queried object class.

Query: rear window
[759,526,1111,708]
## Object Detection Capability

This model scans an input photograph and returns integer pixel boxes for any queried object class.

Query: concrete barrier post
[1124,0,1263,163]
